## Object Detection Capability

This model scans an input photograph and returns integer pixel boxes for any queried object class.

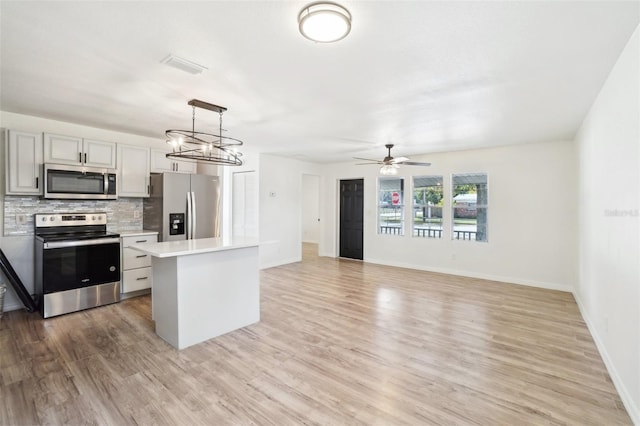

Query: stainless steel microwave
[44,164,117,200]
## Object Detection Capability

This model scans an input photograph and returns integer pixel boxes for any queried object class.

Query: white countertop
[129,236,259,258]
[119,230,159,237]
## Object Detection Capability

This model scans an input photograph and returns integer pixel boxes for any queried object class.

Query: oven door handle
[43,237,120,249]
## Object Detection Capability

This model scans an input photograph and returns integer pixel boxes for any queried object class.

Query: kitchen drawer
[122,234,156,248]
[123,247,151,269]
[122,267,152,292]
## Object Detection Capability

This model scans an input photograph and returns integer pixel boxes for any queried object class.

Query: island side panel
[151,256,181,348]
[176,246,259,349]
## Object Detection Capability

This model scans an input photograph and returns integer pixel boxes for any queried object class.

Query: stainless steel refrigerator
[143,173,220,241]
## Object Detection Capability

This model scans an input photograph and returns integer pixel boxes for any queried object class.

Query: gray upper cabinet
[44,133,116,168]
[117,144,150,197]
[5,130,44,195]
[150,149,197,174]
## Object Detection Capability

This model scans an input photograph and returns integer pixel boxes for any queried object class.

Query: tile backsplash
[4,196,143,236]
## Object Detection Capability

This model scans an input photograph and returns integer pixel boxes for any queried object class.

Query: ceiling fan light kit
[354,144,431,175]
[380,164,399,176]
[298,1,352,43]
[165,99,243,166]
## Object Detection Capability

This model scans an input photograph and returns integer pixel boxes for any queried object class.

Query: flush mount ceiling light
[298,2,352,43]
[165,99,243,166]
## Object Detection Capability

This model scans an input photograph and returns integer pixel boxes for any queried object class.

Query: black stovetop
[35,230,120,243]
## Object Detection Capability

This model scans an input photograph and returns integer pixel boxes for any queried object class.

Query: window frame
[377,176,405,237]
[451,172,488,242]
[412,175,444,239]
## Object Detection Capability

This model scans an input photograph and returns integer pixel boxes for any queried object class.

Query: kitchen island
[130,236,259,350]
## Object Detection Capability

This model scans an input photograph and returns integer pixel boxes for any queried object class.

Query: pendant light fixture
[165,99,243,166]
[298,2,352,43]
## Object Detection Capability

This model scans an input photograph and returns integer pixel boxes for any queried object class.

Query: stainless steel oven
[35,213,121,318]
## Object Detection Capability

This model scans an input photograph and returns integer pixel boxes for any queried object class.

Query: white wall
[574,25,639,424]
[319,140,577,291]
[259,154,321,269]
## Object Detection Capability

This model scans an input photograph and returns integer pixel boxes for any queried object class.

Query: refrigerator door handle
[186,191,192,239]
[191,191,197,239]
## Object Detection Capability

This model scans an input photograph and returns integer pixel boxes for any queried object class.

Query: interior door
[339,179,364,260]
[232,171,258,237]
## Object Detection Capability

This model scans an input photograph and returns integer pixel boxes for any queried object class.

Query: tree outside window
[452,173,488,242]
[413,176,443,238]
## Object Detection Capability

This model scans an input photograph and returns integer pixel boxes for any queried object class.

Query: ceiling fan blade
[355,162,381,165]
[353,157,382,162]
[390,156,409,164]
[399,161,432,166]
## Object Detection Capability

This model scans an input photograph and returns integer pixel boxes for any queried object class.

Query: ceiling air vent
[161,54,208,75]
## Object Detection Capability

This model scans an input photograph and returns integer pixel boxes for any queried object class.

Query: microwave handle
[104,173,108,194]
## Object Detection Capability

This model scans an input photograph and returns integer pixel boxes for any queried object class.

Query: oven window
[47,170,105,195]
[42,242,120,293]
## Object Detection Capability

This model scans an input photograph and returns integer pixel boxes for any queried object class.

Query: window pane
[412,175,443,238]
[378,177,404,236]
[452,173,488,242]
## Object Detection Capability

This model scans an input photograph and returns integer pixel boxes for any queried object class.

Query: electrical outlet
[16,214,27,225]
[133,210,141,219]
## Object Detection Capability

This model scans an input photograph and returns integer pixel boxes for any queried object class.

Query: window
[378,177,404,236]
[452,173,488,242]
[412,176,443,238]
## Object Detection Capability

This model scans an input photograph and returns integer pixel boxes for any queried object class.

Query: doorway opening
[302,174,321,258]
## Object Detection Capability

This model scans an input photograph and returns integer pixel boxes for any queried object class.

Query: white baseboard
[365,257,574,293]
[573,293,639,425]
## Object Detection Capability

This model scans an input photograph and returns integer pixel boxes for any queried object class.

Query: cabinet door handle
[135,254,147,258]
[79,152,82,163]
[135,240,147,243]
[136,276,149,281]
[35,177,39,189]
[84,153,87,163]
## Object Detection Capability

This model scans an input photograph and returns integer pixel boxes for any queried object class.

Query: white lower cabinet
[121,232,158,294]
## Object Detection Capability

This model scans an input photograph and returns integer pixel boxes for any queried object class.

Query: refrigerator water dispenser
[169,213,185,236]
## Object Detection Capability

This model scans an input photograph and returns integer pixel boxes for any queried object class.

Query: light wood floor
[0,243,631,425]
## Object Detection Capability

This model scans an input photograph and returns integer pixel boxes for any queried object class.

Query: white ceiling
[1,1,638,163]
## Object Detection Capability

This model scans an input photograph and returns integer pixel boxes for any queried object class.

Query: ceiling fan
[354,144,431,175]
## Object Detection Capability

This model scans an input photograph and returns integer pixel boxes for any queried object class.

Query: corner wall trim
[573,292,638,425]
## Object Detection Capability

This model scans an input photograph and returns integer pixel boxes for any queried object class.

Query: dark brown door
[339,179,364,260]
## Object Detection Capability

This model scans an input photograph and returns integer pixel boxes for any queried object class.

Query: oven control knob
[42,217,47,221]
[49,216,55,222]
[92,216,96,220]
